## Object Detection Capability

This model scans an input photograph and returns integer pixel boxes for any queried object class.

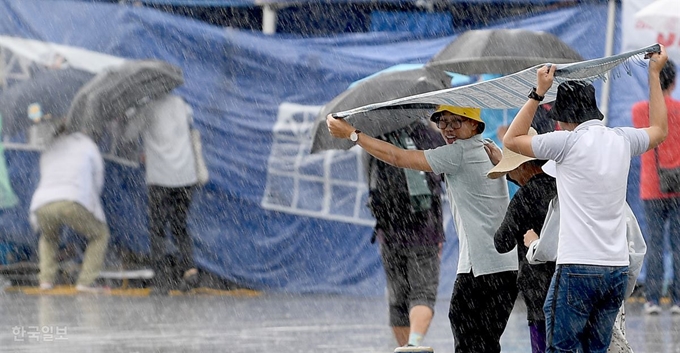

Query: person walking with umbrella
[364,120,446,348]
[125,93,200,295]
[327,106,518,353]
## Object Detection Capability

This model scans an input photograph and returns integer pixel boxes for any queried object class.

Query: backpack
[365,121,445,243]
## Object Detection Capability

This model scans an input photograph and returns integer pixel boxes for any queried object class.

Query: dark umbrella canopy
[0,68,94,136]
[310,67,450,153]
[426,29,584,75]
[66,59,184,137]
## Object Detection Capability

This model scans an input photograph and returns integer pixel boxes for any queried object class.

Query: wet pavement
[0,290,678,353]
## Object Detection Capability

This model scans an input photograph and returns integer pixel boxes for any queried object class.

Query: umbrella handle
[330,113,345,119]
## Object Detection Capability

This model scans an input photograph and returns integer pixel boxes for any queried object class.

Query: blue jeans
[643,198,680,304]
[544,265,628,353]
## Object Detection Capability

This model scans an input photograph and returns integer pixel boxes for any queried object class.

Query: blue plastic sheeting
[370,11,454,37]
[66,0,607,7]
[135,0,415,5]
[108,0,607,7]
[0,0,664,295]
[136,0,262,5]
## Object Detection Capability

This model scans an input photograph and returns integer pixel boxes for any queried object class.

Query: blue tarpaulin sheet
[0,0,669,295]
[67,0,608,7]
[370,11,454,37]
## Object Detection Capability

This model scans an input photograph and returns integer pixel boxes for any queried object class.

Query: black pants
[449,270,518,353]
[148,185,195,287]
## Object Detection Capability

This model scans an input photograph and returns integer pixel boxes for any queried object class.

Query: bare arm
[326,115,433,172]
[643,45,669,150]
[503,65,557,157]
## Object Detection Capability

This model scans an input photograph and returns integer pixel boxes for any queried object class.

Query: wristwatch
[528,87,545,102]
[349,129,361,142]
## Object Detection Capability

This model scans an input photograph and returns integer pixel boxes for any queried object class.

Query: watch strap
[528,87,545,102]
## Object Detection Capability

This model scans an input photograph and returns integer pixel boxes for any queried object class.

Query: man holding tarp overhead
[327,106,518,353]
[503,45,669,353]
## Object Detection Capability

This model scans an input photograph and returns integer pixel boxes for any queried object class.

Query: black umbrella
[310,67,450,153]
[425,29,584,75]
[0,68,94,136]
[65,59,184,137]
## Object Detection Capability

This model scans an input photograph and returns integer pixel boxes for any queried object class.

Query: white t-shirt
[30,132,106,225]
[531,120,649,266]
[138,94,198,187]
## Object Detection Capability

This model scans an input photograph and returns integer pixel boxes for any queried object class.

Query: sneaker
[394,346,434,353]
[670,304,680,315]
[644,301,662,315]
[75,284,110,294]
[179,270,200,293]
[39,283,53,291]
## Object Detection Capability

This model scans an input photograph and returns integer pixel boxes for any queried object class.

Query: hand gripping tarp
[331,44,662,118]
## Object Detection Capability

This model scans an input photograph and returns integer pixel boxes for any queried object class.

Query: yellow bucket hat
[430,105,484,132]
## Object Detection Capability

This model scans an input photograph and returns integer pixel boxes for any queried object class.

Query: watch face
[350,131,358,142]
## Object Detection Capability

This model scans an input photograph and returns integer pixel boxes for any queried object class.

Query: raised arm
[503,65,556,157]
[326,115,433,172]
[643,45,669,150]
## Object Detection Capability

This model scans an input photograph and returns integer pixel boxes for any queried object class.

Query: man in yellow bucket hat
[428,105,485,145]
[327,105,518,353]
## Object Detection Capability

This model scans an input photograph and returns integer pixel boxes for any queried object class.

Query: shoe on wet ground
[179,269,199,293]
[644,302,662,315]
[670,304,680,315]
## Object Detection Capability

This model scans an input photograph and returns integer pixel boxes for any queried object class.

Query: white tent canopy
[0,35,125,75]
[0,36,135,166]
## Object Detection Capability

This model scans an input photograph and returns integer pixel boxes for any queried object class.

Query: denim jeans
[544,264,628,353]
[643,198,680,304]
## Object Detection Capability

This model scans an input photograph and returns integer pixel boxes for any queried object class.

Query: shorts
[380,244,440,327]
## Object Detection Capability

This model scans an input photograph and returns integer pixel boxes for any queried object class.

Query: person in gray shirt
[327,105,518,353]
